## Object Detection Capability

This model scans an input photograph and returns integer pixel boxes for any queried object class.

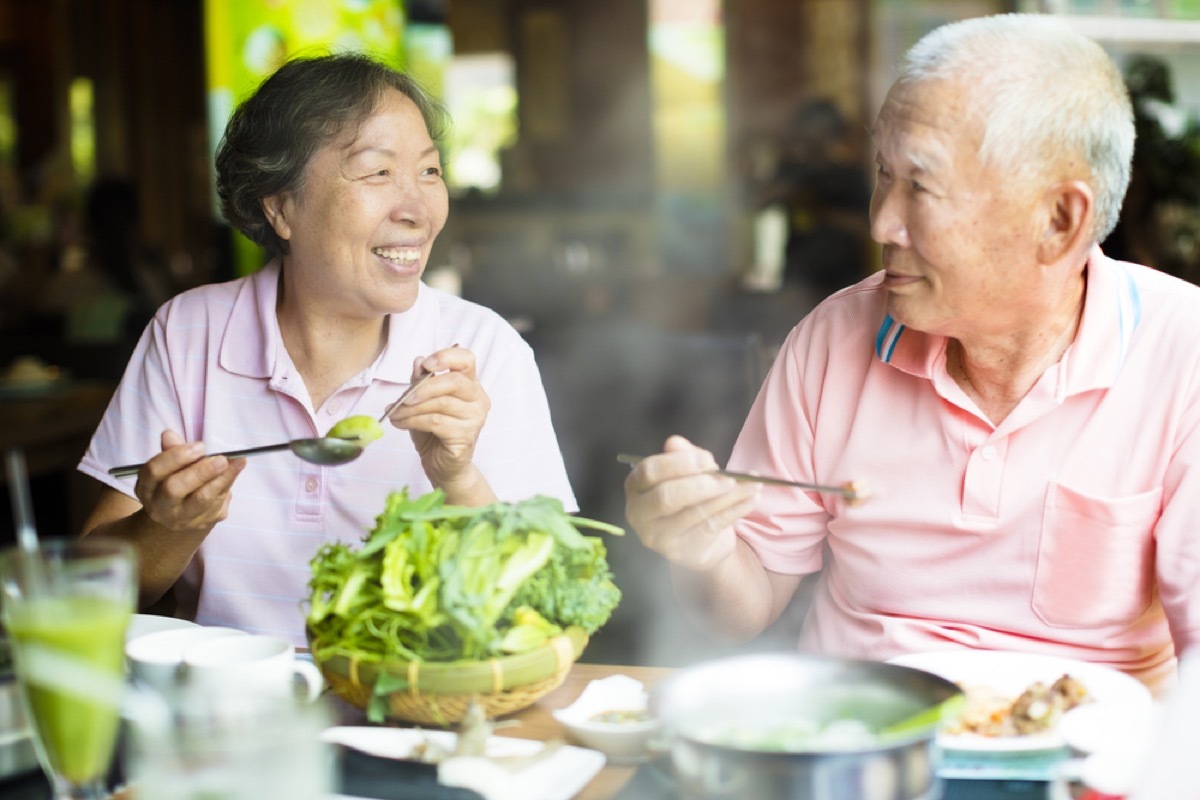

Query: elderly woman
[77,53,574,644]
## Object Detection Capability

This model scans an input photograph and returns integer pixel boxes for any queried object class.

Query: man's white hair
[900,13,1134,244]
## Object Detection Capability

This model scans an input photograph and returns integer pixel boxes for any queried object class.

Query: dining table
[491,662,672,799]
[328,661,1068,800]
[0,378,115,541]
[0,662,672,800]
[0,658,1098,800]
[0,380,114,475]
[321,660,673,799]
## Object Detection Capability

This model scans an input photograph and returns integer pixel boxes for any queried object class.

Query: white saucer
[126,613,199,643]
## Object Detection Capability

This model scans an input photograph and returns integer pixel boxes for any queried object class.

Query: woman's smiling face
[264,87,448,318]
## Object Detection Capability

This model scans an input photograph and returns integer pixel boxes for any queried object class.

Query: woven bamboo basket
[308,626,589,726]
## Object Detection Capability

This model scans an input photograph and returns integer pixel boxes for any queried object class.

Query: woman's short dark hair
[215,52,448,258]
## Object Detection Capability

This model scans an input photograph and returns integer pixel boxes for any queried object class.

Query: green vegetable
[306,489,624,667]
[507,534,622,633]
[328,414,385,444]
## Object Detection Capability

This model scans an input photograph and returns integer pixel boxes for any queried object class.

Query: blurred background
[3,0,1200,666]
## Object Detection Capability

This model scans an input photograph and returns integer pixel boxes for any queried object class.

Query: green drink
[0,539,135,800]
[5,595,130,784]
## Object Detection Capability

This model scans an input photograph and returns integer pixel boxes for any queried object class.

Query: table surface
[0,659,1063,800]
[0,380,113,452]
[324,661,672,799]
[495,662,672,799]
[1,662,670,800]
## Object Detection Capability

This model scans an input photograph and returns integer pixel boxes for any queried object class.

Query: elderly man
[624,13,1199,693]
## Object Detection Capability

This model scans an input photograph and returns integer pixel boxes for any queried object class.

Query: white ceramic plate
[887,650,1152,753]
[125,613,199,643]
[1058,700,1160,756]
[321,726,605,800]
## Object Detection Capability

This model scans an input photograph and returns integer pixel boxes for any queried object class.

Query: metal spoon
[377,343,460,423]
[616,453,869,505]
[377,370,435,422]
[108,436,364,478]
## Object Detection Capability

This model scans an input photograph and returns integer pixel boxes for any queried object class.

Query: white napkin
[551,675,649,725]
[321,726,605,800]
[438,746,604,800]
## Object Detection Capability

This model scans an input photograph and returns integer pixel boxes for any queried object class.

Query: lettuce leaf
[306,489,623,667]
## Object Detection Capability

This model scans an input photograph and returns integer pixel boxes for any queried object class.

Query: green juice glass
[0,538,135,800]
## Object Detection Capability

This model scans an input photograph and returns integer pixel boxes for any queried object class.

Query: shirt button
[305,478,319,493]
[980,445,997,461]
[327,402,340,415]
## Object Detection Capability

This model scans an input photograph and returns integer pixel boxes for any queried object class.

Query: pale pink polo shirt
[730,248,1200,691]
[79,259,576,645]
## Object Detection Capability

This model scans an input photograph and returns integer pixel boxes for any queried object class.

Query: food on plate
[409,699,514,762]
[843,480,870,506]
[307,489,624,717]
[588,709,654,725]
[327,414,384,445]
[945,673,1090,737]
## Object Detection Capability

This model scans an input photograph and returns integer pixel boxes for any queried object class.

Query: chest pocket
[1032,482,1161,628]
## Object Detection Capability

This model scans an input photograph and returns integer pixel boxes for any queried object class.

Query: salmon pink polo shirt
[729,248,1200,692]
[79,259,575,645]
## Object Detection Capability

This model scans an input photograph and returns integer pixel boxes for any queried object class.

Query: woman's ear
[261,194,292,242]
[1037,180,1092,265]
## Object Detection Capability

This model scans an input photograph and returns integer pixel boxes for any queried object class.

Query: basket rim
[308,625,588,695]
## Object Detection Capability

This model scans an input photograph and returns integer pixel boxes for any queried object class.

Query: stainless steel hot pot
[650,652,960,800]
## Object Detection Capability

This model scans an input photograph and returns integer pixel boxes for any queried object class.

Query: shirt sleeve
[471,326,578,512]
[727,320,830,575]
[78,312,186,497]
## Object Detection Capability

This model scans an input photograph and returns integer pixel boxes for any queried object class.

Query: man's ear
[261,194,292,242]
[1037,180,1092,265]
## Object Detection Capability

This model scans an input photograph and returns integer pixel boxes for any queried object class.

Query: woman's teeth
[373,247,420,265]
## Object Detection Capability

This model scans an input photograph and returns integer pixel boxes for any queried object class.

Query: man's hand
[624,435,760,572]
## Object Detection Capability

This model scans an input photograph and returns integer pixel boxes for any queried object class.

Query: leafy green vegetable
[507,535,621,633]
[328,414,385,444]
[306,489,624,666]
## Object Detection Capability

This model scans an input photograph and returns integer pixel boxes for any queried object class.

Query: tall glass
[0,538,135,799]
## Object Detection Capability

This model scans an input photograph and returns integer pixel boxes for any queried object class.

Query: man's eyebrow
[882,143,943,178]
[908,150,934,175]
[870,123,947,176]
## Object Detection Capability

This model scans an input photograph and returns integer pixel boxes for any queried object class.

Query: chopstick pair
[616,454,868,505]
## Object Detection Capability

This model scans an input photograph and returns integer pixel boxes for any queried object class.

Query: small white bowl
[554,708,663,764]
[552,675,663,764]
[126,613,199,643]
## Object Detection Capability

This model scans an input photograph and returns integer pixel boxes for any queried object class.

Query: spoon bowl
[288,437,364,466]
[108,436,364,477]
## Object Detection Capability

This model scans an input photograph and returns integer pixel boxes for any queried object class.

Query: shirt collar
[219,258,282,379]
[218,258,443,386]
[875,246,1141,393]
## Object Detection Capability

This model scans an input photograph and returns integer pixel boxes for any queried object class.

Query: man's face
[869,78,1045,340]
